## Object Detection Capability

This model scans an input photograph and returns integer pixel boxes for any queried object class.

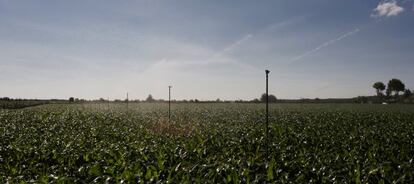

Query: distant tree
[387,79,405,97]
[357,96,368,104]
[385,87,392,97]
[260,93,277,103]
[373,82,386,96]
[146,94,154,102]
[69,97,75,102]
[251,98,260,103]
[1,97,10,101]
[215,98,221,103]
[403,89,412,98]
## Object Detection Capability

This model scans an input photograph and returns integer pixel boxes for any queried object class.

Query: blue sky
[1,0,413,100]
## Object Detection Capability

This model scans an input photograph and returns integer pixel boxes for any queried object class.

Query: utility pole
[265,70,270,159]
[168,86,172,121]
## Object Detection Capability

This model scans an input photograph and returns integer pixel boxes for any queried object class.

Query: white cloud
[372,0,404,18]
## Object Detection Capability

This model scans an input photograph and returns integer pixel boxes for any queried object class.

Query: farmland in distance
[1,103,413,183]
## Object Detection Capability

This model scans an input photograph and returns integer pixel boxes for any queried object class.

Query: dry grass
[149,117,199,137]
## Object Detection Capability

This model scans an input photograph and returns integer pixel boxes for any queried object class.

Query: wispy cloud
[371,0,404,18]
[290,28,360,63]
[267,16,308,31]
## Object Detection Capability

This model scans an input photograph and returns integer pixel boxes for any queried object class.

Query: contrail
[211,34,253,58]
[290,28,361,63]
[212,16,307,60]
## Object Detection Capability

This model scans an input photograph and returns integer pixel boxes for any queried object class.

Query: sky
[1,0,414,100]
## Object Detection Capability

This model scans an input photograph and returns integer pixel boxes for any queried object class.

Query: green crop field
[1,103,413,183]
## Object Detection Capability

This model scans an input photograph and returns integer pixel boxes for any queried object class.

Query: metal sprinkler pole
[107,97,110,110]
[168,86,172,121]
[265,70,270,159]
[126,92,129,111]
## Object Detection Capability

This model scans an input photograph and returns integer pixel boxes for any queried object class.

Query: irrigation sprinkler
[168,86,172,121]
[265,69,270,159]
[126,92,129,111]
[107,97,110,110]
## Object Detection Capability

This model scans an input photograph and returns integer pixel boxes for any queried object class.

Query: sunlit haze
[1,0,414,100]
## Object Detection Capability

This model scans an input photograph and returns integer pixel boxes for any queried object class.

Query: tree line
[373,78,412,100]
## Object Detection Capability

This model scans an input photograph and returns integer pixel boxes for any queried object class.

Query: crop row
[0,103,413,183]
